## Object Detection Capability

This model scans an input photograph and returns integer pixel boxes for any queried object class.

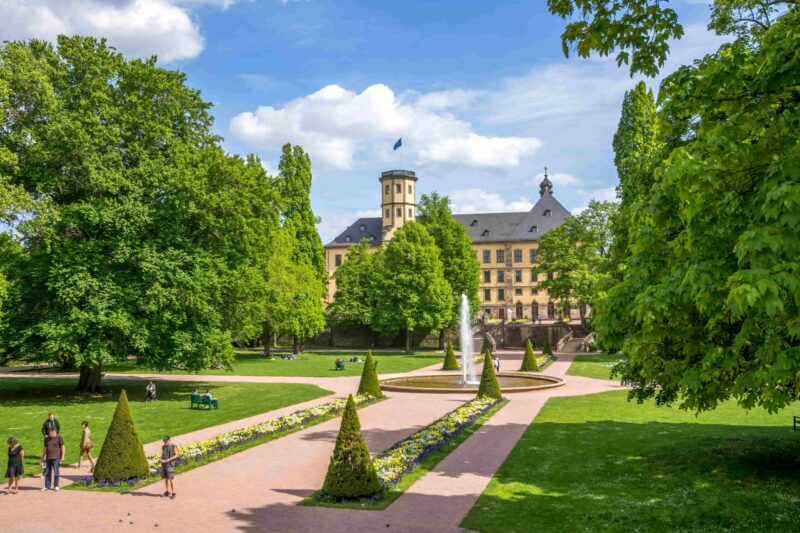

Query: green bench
[191,392,219,409]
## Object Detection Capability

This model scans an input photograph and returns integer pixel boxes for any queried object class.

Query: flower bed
[373,396,499,485]
[72,393,377,489]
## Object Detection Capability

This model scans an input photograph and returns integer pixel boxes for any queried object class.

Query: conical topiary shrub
[543,334,553,357]
[357,351,383,398]
[321,394,381,499]
[477,351,502,400]
[93,389,149,482]
[442,342,460,370]
[480,334,493,355]
[520,338,539,371]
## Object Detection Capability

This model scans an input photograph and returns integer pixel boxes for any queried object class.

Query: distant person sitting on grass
[335,358,345,371]
[5,437,24,494]
[77,421,94,472]
[41,429,65,492]
[161,436,179,499]
[41,412,60,445]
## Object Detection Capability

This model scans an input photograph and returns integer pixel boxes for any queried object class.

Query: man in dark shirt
[41,412,60,445]
[41,428,65,491]
[161,436,180,499]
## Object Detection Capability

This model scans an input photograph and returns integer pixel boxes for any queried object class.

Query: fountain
[460,293,478,385]
[379,293,566,394]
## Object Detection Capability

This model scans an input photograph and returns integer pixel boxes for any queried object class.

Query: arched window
[543,209,551,216]
[529,225,538,233]
[471,219,478,227]
[481,229,489,236]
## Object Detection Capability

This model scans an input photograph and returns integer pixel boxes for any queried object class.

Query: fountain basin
[380,372,565,394]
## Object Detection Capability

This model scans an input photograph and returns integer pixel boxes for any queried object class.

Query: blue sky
[1,0,722,241]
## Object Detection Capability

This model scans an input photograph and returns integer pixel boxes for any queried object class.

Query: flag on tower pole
[393,138,403,169]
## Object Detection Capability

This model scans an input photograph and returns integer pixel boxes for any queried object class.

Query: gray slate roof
[325,192,571,246]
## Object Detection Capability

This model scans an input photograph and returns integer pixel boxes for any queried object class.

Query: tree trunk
[293,336,299,355]
[260,324,272,357]
[438,329,446,350]
[405,329,411,353]
[76,364,103,393]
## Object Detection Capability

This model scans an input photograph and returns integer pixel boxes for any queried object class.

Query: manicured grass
[302,400,508,510]
[462,391,800,533]
[566,353,624,380]
[98,350,443,377]
[0,378,330,475]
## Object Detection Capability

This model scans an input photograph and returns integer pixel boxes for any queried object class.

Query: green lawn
[566,353,624,380]
[462,391,800,532]
[0,378,329,475]
[100,350,443,377]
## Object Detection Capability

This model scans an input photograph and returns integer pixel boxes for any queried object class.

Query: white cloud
[229,83,541,170]
[318,209,381,242]
[448,188,534,214]
[0,0,243,63]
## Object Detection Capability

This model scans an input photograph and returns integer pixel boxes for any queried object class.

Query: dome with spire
[539,166,553,196]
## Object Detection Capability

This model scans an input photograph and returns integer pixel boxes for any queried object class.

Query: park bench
[191,392,219,409]
[794,416,799,431]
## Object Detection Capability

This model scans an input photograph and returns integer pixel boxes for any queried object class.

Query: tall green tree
[372,222,453,352]
[418,192,480,347]
[327,240,377,330]
[0,37,280,390]
[535,201,618,318]
[551,1,800,412]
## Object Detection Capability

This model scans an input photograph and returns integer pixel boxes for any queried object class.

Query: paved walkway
[1,351,622,532]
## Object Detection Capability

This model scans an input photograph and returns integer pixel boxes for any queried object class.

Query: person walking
[41,412,60,445]
[41,429,65,491]
[5,438,24,494]
[493,355,500,372]
[77,421,94,471]
[160,436,179,499]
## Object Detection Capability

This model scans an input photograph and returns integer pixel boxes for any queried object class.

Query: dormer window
[470,219,478,227]
[369,235,375,241]
[481,229,489,237]
[543,209,551,217]
[529,225,538,233]
[345,236,351,242]
[359,224,365,231]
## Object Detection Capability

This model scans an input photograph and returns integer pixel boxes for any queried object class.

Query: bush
[93,389,149,482]
[520,339,539,371]
[480,334,493,355]
[321,394,382,499]
[543,335,553,357]
[477,351,502,400]
[357,351,383,398]
[442,342,460,370]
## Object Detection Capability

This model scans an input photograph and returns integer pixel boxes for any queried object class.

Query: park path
[0,351,623,532]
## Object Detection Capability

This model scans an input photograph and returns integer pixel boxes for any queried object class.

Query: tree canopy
[327,239,377,330]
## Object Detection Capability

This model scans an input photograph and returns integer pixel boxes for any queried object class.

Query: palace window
[369,235,375,241]
[396,207,402,217]
[471,219,478,227]
[335,254,342,266]
[530,249,538,262]
[531,269,537,281]
[543,209,551,216]
[483,250,491,263]
[408,208,412,218]
[385,208,390,218]
[514,249,522,262]
[408,184,412,194]
[531,287,538,295]
[484,288,491,301]
[498,288,505,300]
[496,249,505,263]
[497,270,505,283]
[483,270,491,283]
[385,185,390,194]
[515,288,522,295]
[396,183,402,193]
[515,270,522,282]
[548,272,554,280]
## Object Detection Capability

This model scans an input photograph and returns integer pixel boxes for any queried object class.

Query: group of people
[6,412,181,499]
[5,412,94,494]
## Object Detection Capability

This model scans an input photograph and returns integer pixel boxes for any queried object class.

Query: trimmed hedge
[93,389,149,482]
[442,342,460,370]
[543,335,553,357]
[480,334,493,355]
[357,351,383,398]
[321,394,382,499]
[477,351,502,400]
[519,339,539,371]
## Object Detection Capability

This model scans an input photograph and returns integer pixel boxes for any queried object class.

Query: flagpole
[401,143,403,169]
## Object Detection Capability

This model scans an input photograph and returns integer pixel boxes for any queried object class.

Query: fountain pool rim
[379,372,566,394]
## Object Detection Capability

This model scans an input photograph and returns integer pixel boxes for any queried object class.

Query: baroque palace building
[324,169,574,322]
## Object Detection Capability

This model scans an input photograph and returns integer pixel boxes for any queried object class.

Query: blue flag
[393,138,402,150]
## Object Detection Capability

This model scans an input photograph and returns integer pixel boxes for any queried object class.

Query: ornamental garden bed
[68,393,382,492]
[302,396,507,510]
